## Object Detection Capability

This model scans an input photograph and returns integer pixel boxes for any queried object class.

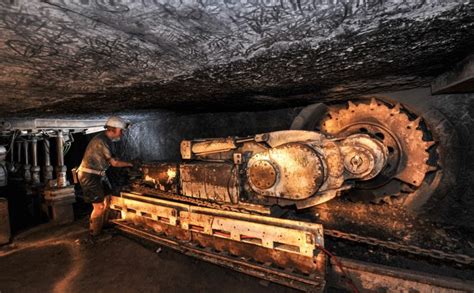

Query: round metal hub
[247,143,325,200]
[248,160,277,190]
[343,146,374,176]
[339,124,400,189]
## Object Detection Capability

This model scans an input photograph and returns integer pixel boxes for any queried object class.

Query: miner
[78,116,133,238]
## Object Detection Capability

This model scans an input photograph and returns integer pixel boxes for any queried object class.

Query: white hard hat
[105,116,130,130]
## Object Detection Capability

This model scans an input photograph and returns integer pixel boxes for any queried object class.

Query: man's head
[104,116,130,142]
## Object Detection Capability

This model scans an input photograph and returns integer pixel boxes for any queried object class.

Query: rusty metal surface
[247,143,324,200]
[288,140,345,208]
[191,138,237,155]
[190,232,325,275]
[129,184,271,215]
[114,219,474,292]
[111,192,324,258]
[134,126,394,208]
[180,162,239,204]
[320,98,436,203]
[109,192,326,290]
[180,141,192,160]
[340,134,388,180]
[113,220,326,292]
[109,192,474,292]
[180,137,240,161]
[180,211,318,257]
[248,160,277,190]
[141,163,178,193]
[131,108,435,209]
[255,130,325,148]
[121,189,474,268]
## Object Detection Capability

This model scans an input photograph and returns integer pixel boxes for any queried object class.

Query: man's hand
[110,158,133,168]
[131,159,142,170]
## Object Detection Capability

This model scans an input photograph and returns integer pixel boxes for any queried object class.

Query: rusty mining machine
[110,98,448,291]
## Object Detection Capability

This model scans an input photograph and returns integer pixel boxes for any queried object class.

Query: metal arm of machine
[139,130,388,210]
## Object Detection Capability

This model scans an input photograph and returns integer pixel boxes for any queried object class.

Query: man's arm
[109,158,133,168]
[100,139,132,168]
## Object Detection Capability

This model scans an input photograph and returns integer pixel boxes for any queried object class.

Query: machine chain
[324,229,474,265]
[129,184,474,266]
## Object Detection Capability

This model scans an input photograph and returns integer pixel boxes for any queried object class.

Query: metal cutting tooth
[369,98,378,108]
[391,103,401,114]
[348,101,356,109]
[425,141,436,149]
[427,165,438,172]
[409,117,422,129]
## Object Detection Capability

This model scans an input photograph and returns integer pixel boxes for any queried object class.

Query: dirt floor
[0,220,295,293]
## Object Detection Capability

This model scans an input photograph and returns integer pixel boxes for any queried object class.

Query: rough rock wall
[0,1,472,115]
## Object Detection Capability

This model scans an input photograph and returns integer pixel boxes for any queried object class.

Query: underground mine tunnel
[0,1,474,292]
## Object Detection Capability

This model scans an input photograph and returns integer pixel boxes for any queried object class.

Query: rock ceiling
[0,0,473,115]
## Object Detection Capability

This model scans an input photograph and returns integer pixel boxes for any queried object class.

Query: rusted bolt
[350,155,363,170]
[344,149,372,175]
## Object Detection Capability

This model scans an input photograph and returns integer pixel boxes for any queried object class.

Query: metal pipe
[23,140,29,165]
[31,137,38,167]
[43,138,51,166]
[10,140,14,163]
[31,137,40,185]
[56,130,67,187]
[0,146,7,187]
[0,146,6,161]
[13,140,22,175]
[42,137,53,184]
[16,141,21,163]
[7,138,16,173]
[56,131,64,167]
[23,140,31,182]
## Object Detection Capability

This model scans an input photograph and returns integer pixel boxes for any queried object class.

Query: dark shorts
[78,172,107,203]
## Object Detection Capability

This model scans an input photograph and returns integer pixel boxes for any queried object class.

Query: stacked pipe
[30,137,41,185]
[15,141,22,174]
[55,130,67,188]
[43,130,75,223]
[42,138,53,185]
[22,140,31,182]
[3,131,71,188]
[0,146,7,186]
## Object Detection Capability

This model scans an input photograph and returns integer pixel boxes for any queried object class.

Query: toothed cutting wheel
[320,98,437,203]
